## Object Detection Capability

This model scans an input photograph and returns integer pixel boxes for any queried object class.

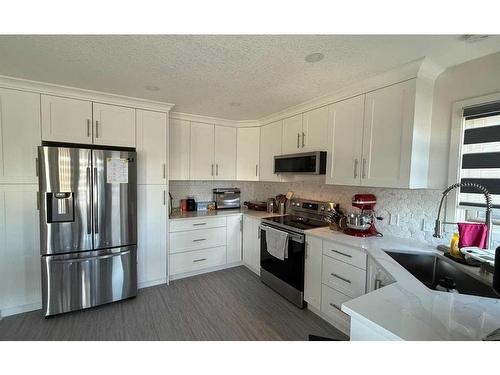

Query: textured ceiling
[0,35,499,120]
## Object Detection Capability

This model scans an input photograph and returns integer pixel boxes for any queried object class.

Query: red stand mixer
[344,194,381,237]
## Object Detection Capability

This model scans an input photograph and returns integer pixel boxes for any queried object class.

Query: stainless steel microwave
[274,151,327,174]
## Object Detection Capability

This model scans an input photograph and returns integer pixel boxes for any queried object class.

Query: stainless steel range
[259,198,337,308]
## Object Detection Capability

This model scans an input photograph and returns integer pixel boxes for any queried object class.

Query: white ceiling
[0,35,499,120]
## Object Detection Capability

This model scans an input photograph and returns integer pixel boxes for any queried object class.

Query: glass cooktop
[263,215,329,231]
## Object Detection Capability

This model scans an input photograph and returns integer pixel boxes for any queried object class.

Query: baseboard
[169,261,242,281]
[138,278,167,289]
[0,301,42,318]
[307,304,351,338]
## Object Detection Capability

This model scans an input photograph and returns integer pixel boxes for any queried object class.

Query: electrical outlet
[422,219,434,232]
[389,213,399,226]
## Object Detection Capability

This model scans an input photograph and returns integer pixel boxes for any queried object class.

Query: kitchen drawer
[321,284,350,325]
[170,227,226,254]
[322,240,367,270]
[322,255,366,298]
[170,246,226,275]
[169,217,227,232]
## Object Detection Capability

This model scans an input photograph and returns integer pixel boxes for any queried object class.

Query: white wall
[428,51,500,189]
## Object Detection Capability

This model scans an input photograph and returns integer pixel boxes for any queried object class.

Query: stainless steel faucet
[433,182,493,250]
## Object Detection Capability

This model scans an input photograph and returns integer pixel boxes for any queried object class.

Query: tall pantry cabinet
[136,110,169,288]
[0,88,42,317]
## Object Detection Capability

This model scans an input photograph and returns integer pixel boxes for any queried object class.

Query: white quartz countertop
[169,208,280,220]
[306,227,500,341]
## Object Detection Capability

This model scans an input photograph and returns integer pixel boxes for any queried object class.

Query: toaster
[213,188,241,210]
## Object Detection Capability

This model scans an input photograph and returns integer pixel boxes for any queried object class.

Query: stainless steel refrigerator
[38,145,137,316]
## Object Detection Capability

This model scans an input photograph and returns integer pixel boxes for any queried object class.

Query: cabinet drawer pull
[193,238,206,242]
[193,223,207,226]
[193,258,206,263]
[330,249,352,258]
[331,273,351,284]
[329,302,342,311]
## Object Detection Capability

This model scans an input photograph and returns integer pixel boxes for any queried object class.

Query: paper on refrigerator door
[106,157,128,184]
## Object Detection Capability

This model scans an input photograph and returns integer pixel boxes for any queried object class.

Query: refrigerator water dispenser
[46,192,75,223]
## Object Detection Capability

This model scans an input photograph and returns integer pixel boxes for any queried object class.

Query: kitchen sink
[384,250,498,299]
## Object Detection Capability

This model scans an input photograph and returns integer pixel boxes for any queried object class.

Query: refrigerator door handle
[86,167,92,234]
[51,250,131,263]
[93,167,99,234]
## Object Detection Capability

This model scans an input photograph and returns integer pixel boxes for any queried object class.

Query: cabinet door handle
[216,164,219,176]
[329,302,342,311]
[211,164,214,176]
[302,132,305,147]
[331,249,352,258]
[353,159,358,179]
[35,158,39,177]
[331,273,351,284]
[362,158,366,179]
[193,238,207,242]
[297,133,300,148]
[193,223,207,226]
[374,279,382,290]
[95,120,99,138]
[36,191,40,210]
[193,258,206,263]
[163,163,166,179]
[163,190,166,206]
[255,164,258,177]
[87,119,91,137]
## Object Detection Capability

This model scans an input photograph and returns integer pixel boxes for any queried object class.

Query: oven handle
[259,225,304,244]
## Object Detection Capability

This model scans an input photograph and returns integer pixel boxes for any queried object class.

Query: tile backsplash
[169,178,448,245]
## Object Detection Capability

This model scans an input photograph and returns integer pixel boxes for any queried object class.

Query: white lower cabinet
[168,215,243,279]
[304,236,322,310]
[170,246,227,275]
[304,236,369,337]
[242,215,261,275]
[137,185,168,288]
[0,185,40,317]
[226,215,242,263]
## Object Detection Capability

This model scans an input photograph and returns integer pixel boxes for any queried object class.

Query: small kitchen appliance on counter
[344,194,381,237]
[260,198,337,308]
[244,201,267,211]
[213,188,240,209]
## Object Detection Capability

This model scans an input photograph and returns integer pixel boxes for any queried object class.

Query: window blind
[460,103,500,210]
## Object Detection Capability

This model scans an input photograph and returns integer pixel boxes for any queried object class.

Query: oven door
[259,224,305,294]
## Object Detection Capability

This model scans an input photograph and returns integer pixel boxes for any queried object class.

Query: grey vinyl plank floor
[0,266,347,341]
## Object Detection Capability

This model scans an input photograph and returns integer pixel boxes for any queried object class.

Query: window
[458,101,500,225]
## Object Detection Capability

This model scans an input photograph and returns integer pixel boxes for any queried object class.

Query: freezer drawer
[41,245,137,316]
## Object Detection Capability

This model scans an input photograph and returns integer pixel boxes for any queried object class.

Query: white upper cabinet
[259,120,282,182]
[0,88,41,184]
[92,103,136,147]
[361,79,423,188]
[302,106,329,151]
[282,114,303,153]
[41,95,93,144]
[169,118,190,180]
[236,127,260,181]
[214,126,236,180]
[326,95,365,186]
[326,78,432,189]
[190,122,215,180]
[136,110,167,185]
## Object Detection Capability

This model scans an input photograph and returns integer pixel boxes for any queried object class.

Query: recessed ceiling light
[305,52,324,63]
[230,102,241,107]
[462,35,491,43]
[144,85,160,91]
